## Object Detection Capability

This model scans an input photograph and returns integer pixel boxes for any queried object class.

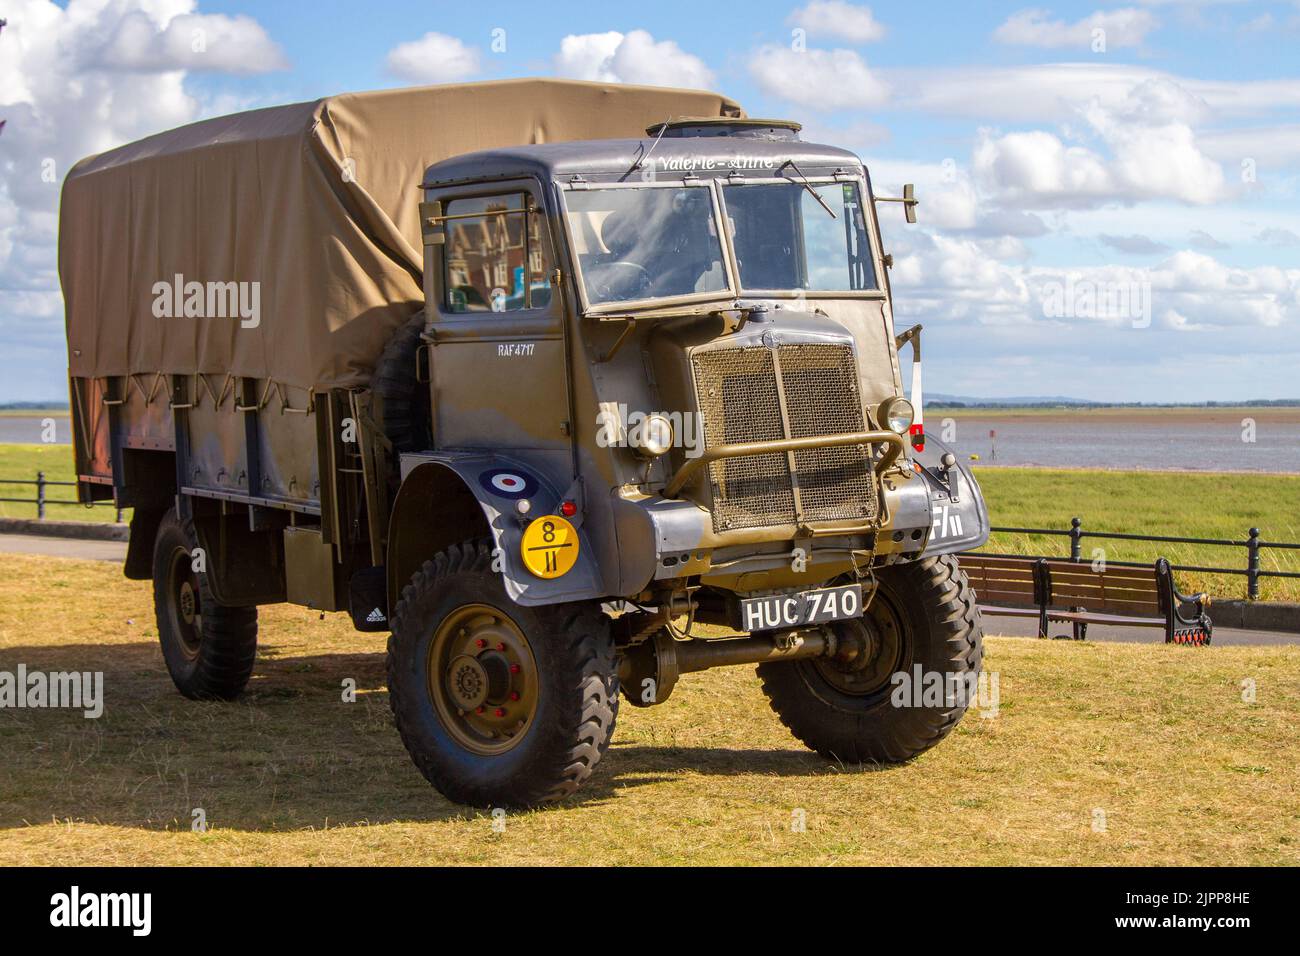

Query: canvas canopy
[60,79,743,392]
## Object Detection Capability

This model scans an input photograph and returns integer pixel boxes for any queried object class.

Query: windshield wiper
[781,159,836,219]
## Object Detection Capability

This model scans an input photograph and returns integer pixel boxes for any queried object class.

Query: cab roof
[421,137,865,189]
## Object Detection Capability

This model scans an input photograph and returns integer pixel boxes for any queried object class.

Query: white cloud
[994,7,1158,49]
[1257,227,1300,247]
[886,63,1300,125]
[748,45,888,110]
[553,30,714,88]
[1188,229,1229,251]
[95,11,288,73]
[973,129,1113,207]
[385,31,481,84]
[963,75,1227,208]
[888,232,1299,335]
[787,2,886,43]
[0,0,284,401]
[1099,233,1170,254]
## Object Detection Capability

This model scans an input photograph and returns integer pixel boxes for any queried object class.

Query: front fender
[911,435,991,556]
[392,452,606,608]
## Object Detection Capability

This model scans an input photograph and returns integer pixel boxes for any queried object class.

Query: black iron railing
[970,517,1300,600]
[0,471,123,522]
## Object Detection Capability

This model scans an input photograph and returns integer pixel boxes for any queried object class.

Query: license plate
[738,583,863,632]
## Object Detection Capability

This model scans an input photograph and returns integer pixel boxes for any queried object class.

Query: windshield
[564,186,728,306]
[722,181,878,292]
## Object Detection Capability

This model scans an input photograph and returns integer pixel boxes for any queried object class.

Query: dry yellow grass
[1,552,1296,866]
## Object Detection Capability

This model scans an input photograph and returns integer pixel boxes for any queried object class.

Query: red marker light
[559,500,577,517]
[909,423,925,452]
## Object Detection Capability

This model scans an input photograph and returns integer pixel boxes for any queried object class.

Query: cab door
[426,181,570,453]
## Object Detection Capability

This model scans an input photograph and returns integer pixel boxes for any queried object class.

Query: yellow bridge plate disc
[521,515,579,579]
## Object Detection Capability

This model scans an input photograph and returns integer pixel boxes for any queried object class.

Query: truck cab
[378,118,989,805]
[398,118,986,619]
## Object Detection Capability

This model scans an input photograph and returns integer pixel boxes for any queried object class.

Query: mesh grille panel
[780,345,878,524]
[691,342,877,532]
[693,348,793,531]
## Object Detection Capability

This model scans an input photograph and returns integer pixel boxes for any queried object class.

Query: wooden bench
[959,554,1213,646]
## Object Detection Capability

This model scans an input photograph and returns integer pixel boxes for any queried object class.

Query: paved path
[2,533,1296,646]
[983,612,1298,646]
[0,532,127,562]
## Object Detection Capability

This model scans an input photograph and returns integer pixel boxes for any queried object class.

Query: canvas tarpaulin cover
[60,79,743,392]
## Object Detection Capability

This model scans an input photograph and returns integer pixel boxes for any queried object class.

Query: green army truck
[61,79,989,808]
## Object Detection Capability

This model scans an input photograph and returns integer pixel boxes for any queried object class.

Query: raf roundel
[478,468,537,500]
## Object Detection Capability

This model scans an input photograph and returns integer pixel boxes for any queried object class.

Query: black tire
[758,554,983,763]
[387,538,619,808]
[151,508,258,700]
[374,311,432,457]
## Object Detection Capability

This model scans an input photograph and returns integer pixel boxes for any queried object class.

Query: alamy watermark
[50,886,150,936]
[595,404,702,457]
[890,665,1000,717]
[151,274,261,328]
[1041,277,1151,328]
[0,666,103,718]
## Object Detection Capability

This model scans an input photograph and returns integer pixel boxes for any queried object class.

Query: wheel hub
[814,600,904,696]
[427,605,539,756]
[447,655,489,709]
[168,547,203,658]
[179,581,197,624]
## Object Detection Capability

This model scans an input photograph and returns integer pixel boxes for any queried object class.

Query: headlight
[877,396,915,435]
[630,413,674,459]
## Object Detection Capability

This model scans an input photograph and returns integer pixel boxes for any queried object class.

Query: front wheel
[758,554,983,763]
[387,539,619,808]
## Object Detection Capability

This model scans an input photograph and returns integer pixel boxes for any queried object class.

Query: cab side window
[443,192,553,314]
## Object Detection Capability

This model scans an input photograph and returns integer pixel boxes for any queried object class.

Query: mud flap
[349,566,389,631]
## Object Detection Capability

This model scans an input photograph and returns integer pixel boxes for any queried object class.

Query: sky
[1,0,1298,403]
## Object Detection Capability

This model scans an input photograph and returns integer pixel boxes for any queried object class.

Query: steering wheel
[589,261,652,301]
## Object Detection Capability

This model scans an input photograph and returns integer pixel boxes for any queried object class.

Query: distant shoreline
[0,408,70,418]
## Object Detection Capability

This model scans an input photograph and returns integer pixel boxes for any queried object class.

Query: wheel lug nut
[509,691,520,701]
[496,642,506,651]
[494,707,506,717]
[475,705,485,714]
[474,638,486,649]
[509,663,521,673]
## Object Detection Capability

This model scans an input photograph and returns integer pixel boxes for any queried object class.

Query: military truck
[61,79,988,808]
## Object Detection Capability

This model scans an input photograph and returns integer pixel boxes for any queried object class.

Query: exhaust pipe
[619,628,834,706]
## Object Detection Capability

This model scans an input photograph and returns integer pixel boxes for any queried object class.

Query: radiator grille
[692,343,877,532]
[693,348,794,531]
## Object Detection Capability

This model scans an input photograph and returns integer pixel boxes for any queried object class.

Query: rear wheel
[387,538,619,807]
[151,509,258,700]
[758,554,983,763]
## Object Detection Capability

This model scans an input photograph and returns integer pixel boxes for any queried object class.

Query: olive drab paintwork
[61,80,992,808]
[61,77,988,702]
[394,128,989,613]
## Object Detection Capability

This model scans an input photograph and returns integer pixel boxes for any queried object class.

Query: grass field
[0,552,1296,866]
[975,468,1300,602]
[0,442,125,525]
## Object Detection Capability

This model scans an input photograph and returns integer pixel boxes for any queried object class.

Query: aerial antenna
[630,117,671,177]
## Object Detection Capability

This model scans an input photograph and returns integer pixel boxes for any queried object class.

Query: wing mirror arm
[873,183,918,224]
